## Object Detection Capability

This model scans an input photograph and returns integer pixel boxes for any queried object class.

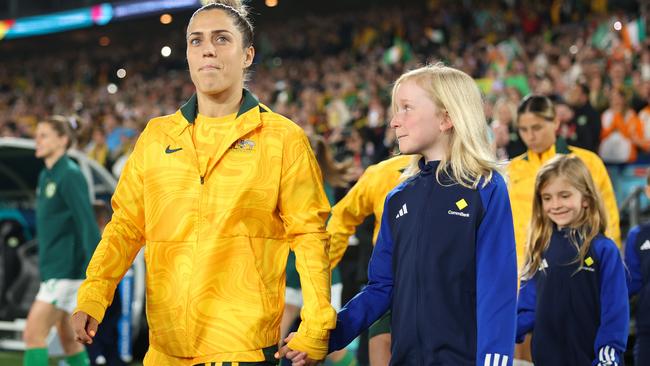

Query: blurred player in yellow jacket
[326,154,411,366]
[71,1,335,365]
[508,95,620,269]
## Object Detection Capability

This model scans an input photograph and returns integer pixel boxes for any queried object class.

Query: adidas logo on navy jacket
[329,159,518,365]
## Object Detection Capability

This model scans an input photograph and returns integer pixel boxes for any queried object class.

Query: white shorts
[35,279,84,314]
[285,283,343,311]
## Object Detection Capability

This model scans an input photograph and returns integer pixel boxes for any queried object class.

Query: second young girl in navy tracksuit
[625,168,650,366]
[282,64,518,366]
[517,155,628,366]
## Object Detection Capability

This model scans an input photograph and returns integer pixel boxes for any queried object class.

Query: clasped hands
[274,332,323,366]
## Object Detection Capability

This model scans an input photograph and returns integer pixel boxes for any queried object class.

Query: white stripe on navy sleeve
[483,353,509,366]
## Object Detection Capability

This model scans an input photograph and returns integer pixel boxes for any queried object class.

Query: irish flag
[623,18,646,50]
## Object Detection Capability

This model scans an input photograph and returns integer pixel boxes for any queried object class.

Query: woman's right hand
[70,310,98,344]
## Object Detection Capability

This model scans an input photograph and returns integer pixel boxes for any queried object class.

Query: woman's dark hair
[310,136,353,188]
[188,0,254,48]
[517,94,556,122]
[39,115,75,149]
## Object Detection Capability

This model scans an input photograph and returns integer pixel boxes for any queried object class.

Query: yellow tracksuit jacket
[75,90,336,364]
[327,155,412,268]
[507,138,620,270]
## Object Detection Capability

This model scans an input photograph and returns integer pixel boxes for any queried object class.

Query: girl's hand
[595,346,619,365]
[275,332,322,365]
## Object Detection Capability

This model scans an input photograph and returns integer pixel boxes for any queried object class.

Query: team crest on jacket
[232,139,255,151]
[45,182,57,198]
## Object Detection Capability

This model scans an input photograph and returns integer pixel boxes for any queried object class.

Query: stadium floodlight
[266,0,279,7]
[117,68,127,79]
[160,14,173,25]
[99,36,111,46]
[107,83,118,94]
[161,46,172,57]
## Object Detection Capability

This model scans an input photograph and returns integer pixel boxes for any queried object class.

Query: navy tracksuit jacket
[329,159,518,366]
[517,229,629,366]
[626,222,650,365]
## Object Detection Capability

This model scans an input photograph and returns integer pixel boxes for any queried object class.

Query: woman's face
[186,9,254,98]
[35,122,67,159]
[517,112,559,154]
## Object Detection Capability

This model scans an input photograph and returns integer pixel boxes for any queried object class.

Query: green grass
[0,351,58,365]
[0,351,143,365]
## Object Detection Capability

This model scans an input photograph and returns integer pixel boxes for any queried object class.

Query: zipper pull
[200,175,204,184]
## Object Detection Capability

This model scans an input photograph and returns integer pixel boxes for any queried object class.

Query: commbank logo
[165,145,182,154]
[448,198,469,217]
[395,203,408,218]
[579,256,596,272]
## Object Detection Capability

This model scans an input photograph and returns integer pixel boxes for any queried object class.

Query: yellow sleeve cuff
[286,327,330,361]
[73,300,107,324]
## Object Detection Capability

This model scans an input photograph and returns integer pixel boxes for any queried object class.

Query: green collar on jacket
[45,154,71,175]
[523,137,571,161]
[179,89,265,123]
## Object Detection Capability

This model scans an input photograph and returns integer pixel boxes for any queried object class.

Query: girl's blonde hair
[397,63,497,189]
[521,155,607,280]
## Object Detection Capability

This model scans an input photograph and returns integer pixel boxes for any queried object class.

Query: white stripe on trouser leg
[606,346,611,362]
[609,347,615,363]
[500,355,508,366]
[599,348,603,362]
[493,354,501,366]
[501,355,508,366]
[484,354,491,366]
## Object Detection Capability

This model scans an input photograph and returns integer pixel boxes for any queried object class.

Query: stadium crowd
[0,0,647,174]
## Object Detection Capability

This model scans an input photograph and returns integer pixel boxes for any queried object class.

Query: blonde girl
[285,63,518,366]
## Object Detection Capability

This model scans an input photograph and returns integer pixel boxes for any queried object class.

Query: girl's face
[540,176,588,229]
[390,80,451,161]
